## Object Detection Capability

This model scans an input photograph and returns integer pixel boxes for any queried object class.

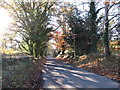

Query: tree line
[0,0,120,59]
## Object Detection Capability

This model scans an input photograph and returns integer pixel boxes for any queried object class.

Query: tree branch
[109,24,118,31]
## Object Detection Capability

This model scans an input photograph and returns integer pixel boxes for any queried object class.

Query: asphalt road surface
[43,57,119,89]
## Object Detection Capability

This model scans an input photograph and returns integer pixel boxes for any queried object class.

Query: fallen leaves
[78,55,120,81]
[59,53,120,82]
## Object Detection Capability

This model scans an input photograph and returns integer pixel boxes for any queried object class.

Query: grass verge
[2,54,46,88]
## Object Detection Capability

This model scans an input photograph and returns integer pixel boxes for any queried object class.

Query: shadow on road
[43,58,119,88]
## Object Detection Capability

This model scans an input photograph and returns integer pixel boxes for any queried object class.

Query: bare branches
[109,24,118,31]
[108,1,120,12]
[108,14,120,22]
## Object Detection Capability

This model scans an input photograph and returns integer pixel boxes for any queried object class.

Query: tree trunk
[104,3,111,56]
[89,2,98,53]
[29,41,34,56]
[35,45,38,58]
[40,50,44,58]
[35,43,41,59]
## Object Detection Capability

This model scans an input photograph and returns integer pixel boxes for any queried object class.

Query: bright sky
[0,8,13,48]
[0,8,12,39]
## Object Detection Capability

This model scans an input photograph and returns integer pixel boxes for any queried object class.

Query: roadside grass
[2,54,44,88]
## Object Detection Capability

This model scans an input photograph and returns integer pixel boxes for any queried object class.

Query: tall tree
[63,2,103,56]
[1,0,54,58]
[104,2,111,56]
[88,2,98,53]
[103,1,120,56]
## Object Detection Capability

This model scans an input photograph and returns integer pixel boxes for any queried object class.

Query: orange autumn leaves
[48,31,67,51]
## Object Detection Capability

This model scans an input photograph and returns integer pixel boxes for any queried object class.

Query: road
[42,58,119,88]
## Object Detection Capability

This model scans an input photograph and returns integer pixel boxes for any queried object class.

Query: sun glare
[0,8,12,37]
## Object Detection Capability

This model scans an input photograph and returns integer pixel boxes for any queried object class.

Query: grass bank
[2,54,46,88]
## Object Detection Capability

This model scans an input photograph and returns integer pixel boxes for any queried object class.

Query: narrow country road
[42,58,119,88]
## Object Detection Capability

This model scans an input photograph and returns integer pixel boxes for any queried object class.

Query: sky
[0,8,12,39]
[0,8,13,48]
